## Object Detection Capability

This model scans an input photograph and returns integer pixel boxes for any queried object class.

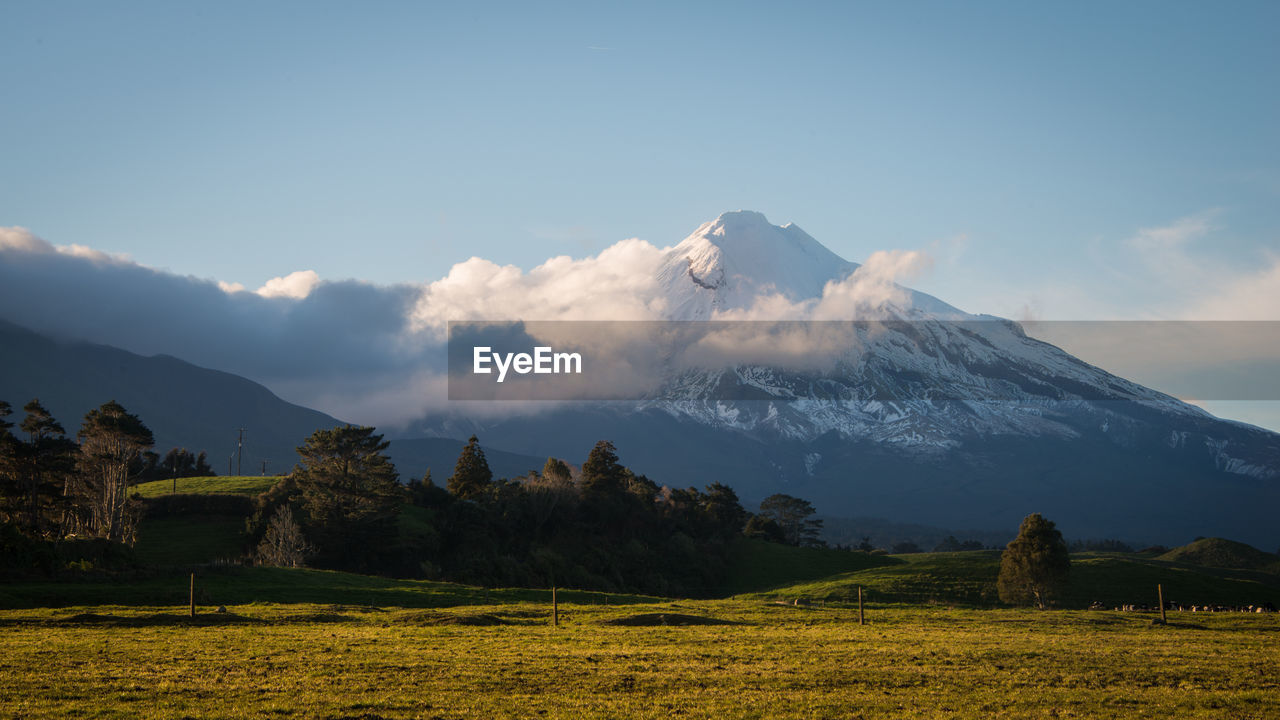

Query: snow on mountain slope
[655,211,962,320]
[633,212,1270,478]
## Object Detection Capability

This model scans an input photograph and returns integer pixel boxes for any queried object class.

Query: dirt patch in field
[601,613,744,627]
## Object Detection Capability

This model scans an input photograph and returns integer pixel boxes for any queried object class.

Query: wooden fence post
[189,572,195,618]
[552,585,559,627]
[858,586,865,626]
[1157,583,1166,624]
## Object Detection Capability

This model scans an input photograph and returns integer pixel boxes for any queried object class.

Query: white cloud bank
[3,214,1275,430]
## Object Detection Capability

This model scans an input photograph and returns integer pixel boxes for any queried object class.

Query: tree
[447,435,493,500]
[541,457,571,484]
[998,513,1071,609]
[288,425,403,570]
[0,401,17,526]
[256,505,312,567]
[701,482,748,538]
[580,441,625,496]
[15,400,77,538]
[743,513,787,543]
[758,493,824,547]
[75,400,154,543]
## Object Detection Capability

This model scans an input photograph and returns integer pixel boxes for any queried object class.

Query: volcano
[408,211,1280,546]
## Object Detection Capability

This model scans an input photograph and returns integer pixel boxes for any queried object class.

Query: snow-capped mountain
[655,210,959,320]
[637,212,1263,470]
[412,211,1280,546]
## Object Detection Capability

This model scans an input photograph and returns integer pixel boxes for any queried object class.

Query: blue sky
[2,1,1279,425]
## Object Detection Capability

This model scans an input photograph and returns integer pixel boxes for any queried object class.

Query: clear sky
[2,1,1278,425]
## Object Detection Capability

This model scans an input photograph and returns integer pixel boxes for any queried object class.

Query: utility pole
[236,428,245,476]
[260,459,269,476]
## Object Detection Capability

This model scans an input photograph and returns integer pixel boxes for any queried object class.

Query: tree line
[0,398,211,546]
[2,401,1072,606]
[246,427,826,597]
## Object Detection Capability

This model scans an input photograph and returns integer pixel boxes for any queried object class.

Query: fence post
[858,586,865,626]
[552,585,559,627]
[189,572,195,618]
[1157,583,1167,624]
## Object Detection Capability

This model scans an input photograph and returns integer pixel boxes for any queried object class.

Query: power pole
[260,459,269,476]
[236,428,245,476]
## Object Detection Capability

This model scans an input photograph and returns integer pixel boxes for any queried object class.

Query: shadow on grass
[47,612,266,627]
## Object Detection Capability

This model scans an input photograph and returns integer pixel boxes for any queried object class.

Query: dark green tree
[997,513,1071,609]
[758,493,824,547]
[288,425,403,570]
[701,482,748,538]
[580,441,626,496]
[16,400,77,538]
[447,435,493,500]
[0,401,17,526]
[75,400,154,543]
[743,513,787,544]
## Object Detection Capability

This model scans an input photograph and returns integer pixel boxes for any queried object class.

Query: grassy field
[13,483,1265,716]
[0,586,1276,719]
[131,475,282,498]
[748,551,1280,609]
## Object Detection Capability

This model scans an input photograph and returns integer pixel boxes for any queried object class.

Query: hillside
[0,320,345,471]
[746,550,1280,609]
[1158,537,1280,573]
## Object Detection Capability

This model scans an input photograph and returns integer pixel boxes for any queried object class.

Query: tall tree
[289,425,403,569]
[0,401,17,527]
[997,513,1071,609]
[701,482,748,538]
[75,400,153,543]
[447,435,493,501]
[16,400,77,538]
[758,493,824,547]
[580,441,626,496]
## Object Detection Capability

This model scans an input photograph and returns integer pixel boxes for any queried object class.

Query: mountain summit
[655,211,857,320]
[655,211,957,320]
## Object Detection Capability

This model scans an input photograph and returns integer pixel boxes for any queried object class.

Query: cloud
[0,227,426,425]
[1127,211,1217,252]
[410,238,670,334]
[2,218,1275,430]
[1187,256,1280,321]
[712,248,935,321]
[0,228,680,426]
[0,227,52,253]
[1,223,947,424]
[257,269,320,299]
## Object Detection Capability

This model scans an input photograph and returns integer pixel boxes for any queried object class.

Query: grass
[720,538,900,595]
[132,517,248,566]
[1158,537,1280,573]
[0,590,1276,719]
[745,551,1280,609]
[0,566,660,610]
[130,475,282,498]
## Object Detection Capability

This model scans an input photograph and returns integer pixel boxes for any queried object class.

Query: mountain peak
[655,211,858,319]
